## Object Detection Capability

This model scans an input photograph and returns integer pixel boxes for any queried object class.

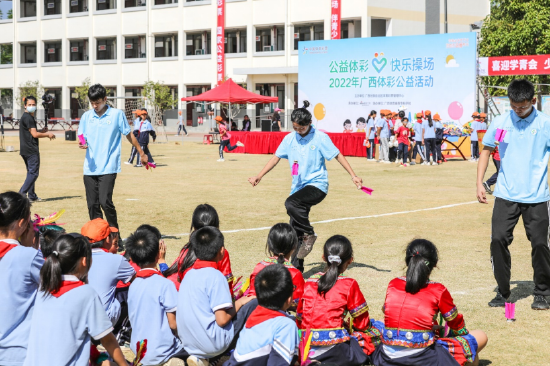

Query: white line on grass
[164,200,481,238]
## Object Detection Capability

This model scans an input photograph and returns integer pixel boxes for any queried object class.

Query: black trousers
[285,185,327,238]
[219,140,238,159]
[83,174,119,228]
[491,197,550,298]
[412,141,425,160]
[128,147,137,164]
[19,153,40,200]
[366,139,375,159]
[435,139,443,161]
[177,124,188,135]
[471,141,479,159]
[136,145,154,166]
[424,138,437,162]
[486,158,500,186]
[397,143,408,163]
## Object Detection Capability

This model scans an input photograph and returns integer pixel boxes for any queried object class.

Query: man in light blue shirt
[365,110,377,161]
[78,84,146,231]
[376,111,393,163]
[248,101,363,272]
[477,79,550,310]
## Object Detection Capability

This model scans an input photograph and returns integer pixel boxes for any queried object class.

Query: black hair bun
[302,100,310,109]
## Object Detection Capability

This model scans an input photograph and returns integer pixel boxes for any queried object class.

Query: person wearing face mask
[477,79,550,311]
[78,84,147,237]
[248,100,364,273]
[18,96,56,203]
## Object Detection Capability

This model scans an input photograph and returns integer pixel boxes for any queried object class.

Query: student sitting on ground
[126,229,187,366]
[297,235,381,366]
[177,226,255,366]
[40,226,65,258]
[23,234,128,366]
[249,223,304,309]
[372,239,488,366]
[224,265,299,366]
[0,192,44,366]
[163,204,234,290]
[83,218,136,325]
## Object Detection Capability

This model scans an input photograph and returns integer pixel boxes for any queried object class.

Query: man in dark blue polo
[477,79,550,310]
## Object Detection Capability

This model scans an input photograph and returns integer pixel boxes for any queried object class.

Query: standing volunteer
[18,96,55,202]
[477,79,550,310]
[78,84,147,232]
[248,101,363,272]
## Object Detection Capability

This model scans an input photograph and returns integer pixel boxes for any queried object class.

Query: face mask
[27,106,37,113]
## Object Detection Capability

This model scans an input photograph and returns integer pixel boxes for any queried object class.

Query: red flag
[330,0,341,40]
[216,0,226,85]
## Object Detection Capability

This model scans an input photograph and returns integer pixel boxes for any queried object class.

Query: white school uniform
[128,270,184,365]
[87,249,135,324]
[0,239,44,366]
[23,275,113,366]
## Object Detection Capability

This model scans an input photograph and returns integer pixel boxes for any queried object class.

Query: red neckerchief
[0,241,18,259]
[245,306,286,328]
[136,268,162,278]
[181,259,219,280]
[51,280,85,298]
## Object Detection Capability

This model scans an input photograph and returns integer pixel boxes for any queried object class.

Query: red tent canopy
[180,79,279,104]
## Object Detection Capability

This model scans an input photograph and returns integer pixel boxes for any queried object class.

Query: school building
[0,0,489,131]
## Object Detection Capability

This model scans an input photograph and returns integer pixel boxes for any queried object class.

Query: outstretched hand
[352,176,363,189]
[248,176,261,187]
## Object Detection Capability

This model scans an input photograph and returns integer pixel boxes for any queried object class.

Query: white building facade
[0,0,489,131]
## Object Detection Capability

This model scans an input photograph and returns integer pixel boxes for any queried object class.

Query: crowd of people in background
[0,192,487,366]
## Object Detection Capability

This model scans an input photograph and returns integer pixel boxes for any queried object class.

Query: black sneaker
[296,259,305,273]
[488,291,507,307]
[118,239,125,253]
[532,295,550,310]
[482,182,493,195]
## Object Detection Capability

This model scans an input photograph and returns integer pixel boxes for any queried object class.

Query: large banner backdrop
[298,32,477,133]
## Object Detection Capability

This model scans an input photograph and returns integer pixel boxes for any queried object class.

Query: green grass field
[1,135,548,365]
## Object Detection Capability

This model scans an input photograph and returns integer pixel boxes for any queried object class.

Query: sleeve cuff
[92,326,114,341]
[212,302,234,312]
[159,263,169,273]
[327,150,340,161]
[166,306,177,313]
[122,273,134,284]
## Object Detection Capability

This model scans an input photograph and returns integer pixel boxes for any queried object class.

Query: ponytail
[40,234,91,295]
[318,235,353,296]
[404,239,438,294]
[179,243,197,275]
[428,115,433,128]
[0,191,31,232]
[291,100,312,126]
[266,223,298,264]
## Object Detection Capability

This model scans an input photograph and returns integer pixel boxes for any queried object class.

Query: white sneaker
[236,141,245,147]
[383,160,391,164]
[217,159,225,162]
[422,162,429,165]
[431,161,438,165]
[124,161,131,165]
[186,356,209,366]
[163,357,186,366]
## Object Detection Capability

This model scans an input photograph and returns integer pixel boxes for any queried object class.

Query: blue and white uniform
[23,276,113,366]
[223,314,299,366]
[0,240,43,366]
[87,249,135,324]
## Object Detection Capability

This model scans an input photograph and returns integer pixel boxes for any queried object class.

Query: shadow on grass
[162,235,184,240]
[41,196,82,202]
[508,281,535,303]
[303,261,391,279]
[479,359,492,366]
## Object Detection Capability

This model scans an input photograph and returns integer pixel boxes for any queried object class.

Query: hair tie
[328,255,342,265]
[52,251,59,257]
[0,204,3,214]
[425,260,430,267]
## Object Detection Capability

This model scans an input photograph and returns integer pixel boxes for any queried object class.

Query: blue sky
[0,1,13,19]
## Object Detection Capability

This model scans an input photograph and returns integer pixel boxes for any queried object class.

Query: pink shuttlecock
[292,161,299,176]
[78,134,87,146]
[361,186,374,195]
[505,302,516,322]
[495,128,507,143]
[145,162,156,170]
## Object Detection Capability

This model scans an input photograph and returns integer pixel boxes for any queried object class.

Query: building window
[97,0,116,11]
[0,3,13,19]
[0,44,13,65]
[294,23,324,50]
[371,18,387,37]
[186,31,211,56]
[44,41,61,63]
[342,20,362,39]
[168,86,178,109]
[43,88,61,118]
[256,26,284,52]
[20,0,37,17]
[69,39,89,61]
[43,0,61,15]
[225,29,246,54]
[20,42,37,64]
[155,34,178,57]
[125,0,146,7]
[155,0,177,4]
[124,36,146,59]
[185,85,210,126]
[70,0,88,13]
[96,38,116,60]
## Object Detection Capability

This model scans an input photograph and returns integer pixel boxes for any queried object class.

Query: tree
[7,9,12,19]
[17,81,44,108]
[0,44,12,65]
[479,0,550,95]
[143,81,177,124]
[74,77,92,111]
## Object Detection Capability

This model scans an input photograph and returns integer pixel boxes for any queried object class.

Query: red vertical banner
[331,0,341,39]
[216,0,225,85]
